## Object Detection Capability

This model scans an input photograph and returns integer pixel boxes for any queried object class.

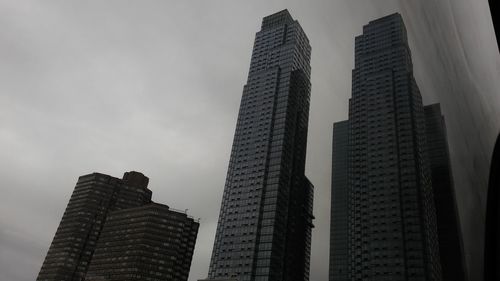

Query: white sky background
[5,1,480,280]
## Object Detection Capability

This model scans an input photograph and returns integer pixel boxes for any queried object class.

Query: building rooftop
[261,9,294,29]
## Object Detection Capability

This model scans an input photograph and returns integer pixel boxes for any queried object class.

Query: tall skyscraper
[206,9,314,281]
[37,172,152,281]
[330,14,443,281]
[424,104,467,281]
[37,171,199,281]
[85,203,199,281]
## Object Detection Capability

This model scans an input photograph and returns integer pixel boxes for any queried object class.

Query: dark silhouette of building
[330,105,468,281]
[37,172,152,281]
[424,104,468,281]
[85,203,199,281]
[206,9,314,281]
[329,121,349,281]
[37,171,198,281]
[331,14,444,281]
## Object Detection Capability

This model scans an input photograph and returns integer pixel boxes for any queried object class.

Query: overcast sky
[0,1,498,281]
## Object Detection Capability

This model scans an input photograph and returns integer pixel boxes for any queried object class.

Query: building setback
[424,104,468,281]
[37,171,198,281]
[206,9,314,281]
[85,203,199,281]
[330,14,445,281]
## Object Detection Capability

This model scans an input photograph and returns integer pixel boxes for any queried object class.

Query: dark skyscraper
[37,172,152,281]
[85,203,199,281]
[206,9,313,281]
[330,14,444,281]
[37,171,198,281]
[331,104,467,281]
[329,121,349,281]
[424,104,467,281]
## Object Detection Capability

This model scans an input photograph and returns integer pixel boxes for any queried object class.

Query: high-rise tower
[37,172,152,281]
[37,171,199,281]
[330,14,443,281]
[207,9,314,281]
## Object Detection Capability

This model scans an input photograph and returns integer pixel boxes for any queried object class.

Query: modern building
[331,14,445,281]
[330,105,468,281]
[37,172,152,281]
[424,104,467,281]
[206,9,314,281]
[85,203,199,281]
[37,171,198,281]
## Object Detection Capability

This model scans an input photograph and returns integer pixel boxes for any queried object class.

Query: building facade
[424,104,467,281]
[37,172,152,281]
[331,105,469,281]
[329,121,349,281]
[331,14,444,281]
[207,9,314,281]
[37,171,198,281]
[85,203,199,281]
